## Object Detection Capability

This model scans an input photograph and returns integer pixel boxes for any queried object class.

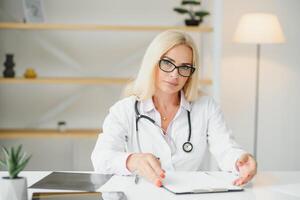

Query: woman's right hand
[126,153,165,187]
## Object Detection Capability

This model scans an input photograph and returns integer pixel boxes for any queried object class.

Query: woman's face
[155,44,193,95]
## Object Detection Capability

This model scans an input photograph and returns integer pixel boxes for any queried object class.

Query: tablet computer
[30,172,111,192]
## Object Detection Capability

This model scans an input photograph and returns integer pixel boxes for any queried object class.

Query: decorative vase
[24,68,37,78]
[185,19,203,26]
[3,54,15,78]
[0,177,28,200]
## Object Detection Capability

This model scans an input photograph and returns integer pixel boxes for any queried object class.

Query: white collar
[141,90,191,113]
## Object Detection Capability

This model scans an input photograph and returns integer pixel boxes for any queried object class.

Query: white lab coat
[91,91,246,175]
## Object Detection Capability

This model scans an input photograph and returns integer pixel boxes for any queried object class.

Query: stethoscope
[134,100,193,153]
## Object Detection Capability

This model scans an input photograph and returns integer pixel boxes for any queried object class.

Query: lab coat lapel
[137,118,173,170]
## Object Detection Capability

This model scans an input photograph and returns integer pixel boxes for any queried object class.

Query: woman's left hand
[233,153,257,186]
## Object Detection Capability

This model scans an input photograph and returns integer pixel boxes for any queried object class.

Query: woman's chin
[159,86,181,95]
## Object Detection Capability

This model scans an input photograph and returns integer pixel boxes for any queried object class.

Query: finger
[233,177,246,186]
[238,175,252,185]
[237,154,249,165]
[249,157,258,171]
[233,171,249,185]
[147,156,165,178]
[141,161,162,187]
[233,178,239,185]
[233,173,253,186]
[240,163,257,177]
[236,155,251,171]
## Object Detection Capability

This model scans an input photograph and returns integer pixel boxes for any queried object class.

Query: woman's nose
[169,68,179,78]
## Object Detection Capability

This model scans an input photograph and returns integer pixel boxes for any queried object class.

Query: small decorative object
[57,121,67,132]
[0,145,32,200]
[24,68,37,78]
[173,0,210,26]
[22,0,45,23]
[3,54,16,78]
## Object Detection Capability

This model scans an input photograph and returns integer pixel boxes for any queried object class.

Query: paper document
[99,171,243,195]
[163,171,243,194]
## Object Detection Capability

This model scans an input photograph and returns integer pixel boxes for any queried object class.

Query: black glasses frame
[158,59,195,77]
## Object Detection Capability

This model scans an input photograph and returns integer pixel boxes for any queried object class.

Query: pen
[124,135,129,152]
[134,174,139,184]
[132,169,139,184]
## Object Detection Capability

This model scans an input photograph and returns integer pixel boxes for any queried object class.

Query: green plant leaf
[182,0,201,5]
[0,146,9,168]
[15,145,22,161]
[10,171,18,179]
[2,146,9,158]
[19,152,27,164]
[195,11,210,17]
[11,146,17,165]
[173,8,189,14]
[12,155,31,178]
[8,154,15,178]
[1,145,31,179]
[0,159,6,168]
[19,154,31,168]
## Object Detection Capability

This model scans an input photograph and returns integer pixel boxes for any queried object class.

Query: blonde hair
[124,30,201,102]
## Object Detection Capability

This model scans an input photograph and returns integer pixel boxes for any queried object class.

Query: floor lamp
[233,13,285,158]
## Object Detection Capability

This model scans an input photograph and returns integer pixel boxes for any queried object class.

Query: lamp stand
[253,44,260,159]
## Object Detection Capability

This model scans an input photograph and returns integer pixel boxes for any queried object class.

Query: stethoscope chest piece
[182,141,193,153]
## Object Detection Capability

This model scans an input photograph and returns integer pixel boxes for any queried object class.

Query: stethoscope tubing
[134,100,193,153]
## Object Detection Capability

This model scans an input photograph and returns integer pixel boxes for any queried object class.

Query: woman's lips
[164,81,178,86]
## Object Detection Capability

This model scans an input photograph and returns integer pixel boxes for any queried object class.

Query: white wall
[2,0,299,171]
[0,0,213,170]
[221,0,300,170]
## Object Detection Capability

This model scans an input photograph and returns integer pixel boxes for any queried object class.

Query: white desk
[1,171,300,200]
[0,171,101,200]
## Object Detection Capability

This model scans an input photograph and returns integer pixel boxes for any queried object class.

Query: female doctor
[91,30,257,188]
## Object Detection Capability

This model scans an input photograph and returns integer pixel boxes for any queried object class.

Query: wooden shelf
[0,22,213,32]
[0,129,101,138]
[0,77,212,85]
[0,77,130,85]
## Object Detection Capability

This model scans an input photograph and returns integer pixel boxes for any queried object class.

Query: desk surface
[1,171,300,200]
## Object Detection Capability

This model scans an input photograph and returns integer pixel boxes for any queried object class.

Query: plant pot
[185,19,203,26]
[0,177,28,200]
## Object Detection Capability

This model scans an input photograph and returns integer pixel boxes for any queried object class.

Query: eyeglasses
[158,59,195,77]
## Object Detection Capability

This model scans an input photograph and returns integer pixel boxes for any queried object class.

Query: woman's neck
[153,90,180,110]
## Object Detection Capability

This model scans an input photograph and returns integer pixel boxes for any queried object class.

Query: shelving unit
[0,129,101,139]
[0,77,212,85]
[0,22,213,138]
[0,77,130,85]
[0,22,213,32]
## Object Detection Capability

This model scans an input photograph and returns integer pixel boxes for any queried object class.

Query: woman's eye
[181,66,191,70]
[163,60,173,66]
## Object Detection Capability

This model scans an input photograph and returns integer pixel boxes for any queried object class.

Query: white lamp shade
[234,13,285,44]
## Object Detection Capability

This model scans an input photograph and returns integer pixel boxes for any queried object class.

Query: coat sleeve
[206,98,247,173]
[91,99,132,175]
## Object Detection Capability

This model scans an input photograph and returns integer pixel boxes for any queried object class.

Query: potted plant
[0,145,32,200]
[174,0,210,26]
